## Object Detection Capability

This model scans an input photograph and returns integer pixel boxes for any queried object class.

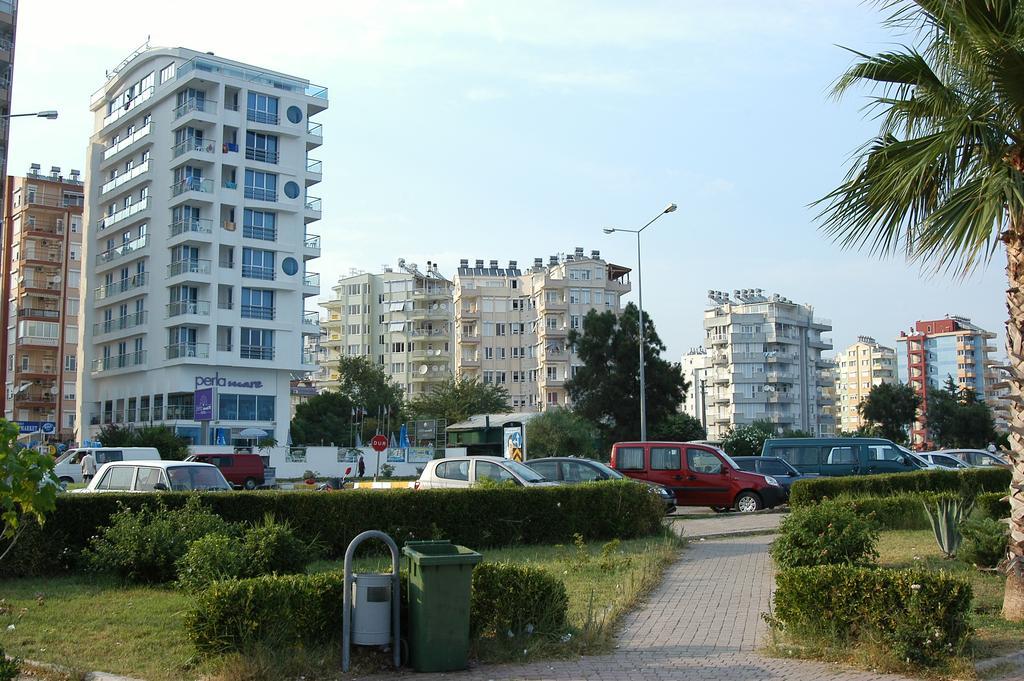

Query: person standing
[358,454,365,478]
[80,451,97,483]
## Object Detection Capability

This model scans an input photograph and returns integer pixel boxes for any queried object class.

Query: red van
[187,453,268,490]
[610,441,785,512]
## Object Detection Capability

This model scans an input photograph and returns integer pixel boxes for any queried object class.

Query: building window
[219,393,275,421]
[241,288,275,320]
[242,209,277,241]
[240,327,274,360]
[244,169,277,202]
[245,131,279,164]
[241,247,275,280]
[159,62,176,84]
[247,92,279,125]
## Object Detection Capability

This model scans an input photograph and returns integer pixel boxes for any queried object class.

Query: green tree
[290,391,354,446]
[407,376,511,425]
[1,420,58,563]
[858,382,920,444]
[926,377,998,449]
[95,424,135,447]
[525,409,602,460]
[566,304,687,443]
[95,424,189,460]
[720,420,776,457]
[650,413,706,443]
[336,356,405,420]
[814,1,1024,618]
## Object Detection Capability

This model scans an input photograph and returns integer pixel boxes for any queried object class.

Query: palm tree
[816,0,1024,619]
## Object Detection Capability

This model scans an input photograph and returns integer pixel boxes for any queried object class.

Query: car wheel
[59,476,74,485]
[735,492,762,513]
[243,477,258,490]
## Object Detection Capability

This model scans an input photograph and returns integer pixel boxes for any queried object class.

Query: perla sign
[194,372,264,390]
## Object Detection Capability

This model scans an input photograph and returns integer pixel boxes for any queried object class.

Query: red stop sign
[370,434,389,452]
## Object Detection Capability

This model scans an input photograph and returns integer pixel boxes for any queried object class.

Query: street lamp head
[663,203,677,214]
[36,111,58,119]
[602,228,615,234]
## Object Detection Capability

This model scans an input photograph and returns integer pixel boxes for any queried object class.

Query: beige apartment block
[836,336,897,433]
[703,289,834,440]
[320,260,453,398]
[680,348,711,430]
[454,248,631,411]
[0,167,85,441]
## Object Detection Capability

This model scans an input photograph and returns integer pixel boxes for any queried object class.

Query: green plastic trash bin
[403,539,482,672]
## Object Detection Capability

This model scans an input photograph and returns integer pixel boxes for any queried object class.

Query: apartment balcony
[459,333,480,344]
[14,364,58,379]
[411,348,450,362]
[809,337,833,350]
[170,178,214,200]
[167,259,212,280]
[92,350,147,374]
[17,307,60,321]
[166,300,210,318]
[247,108,280,126]
[165,405,195,420]
[241,265,275,281]
[303,272,320,296]
[23,220,64,238]
[412,286,450,301]
[767,393,797,404]
[307,121,323,150]
[166,343,210,360]
[410,327,451,338]
[15,393,57,410]
[101,86,154,130]
[96,234,149,267]
[985,344,998,353]
[97,197,149,231]
[172,97,218,123]
[21,278,62,296]
[305,196,322,221]
[713,395,730,405]
[21,247,63,265]
[321,335,342,349]
[306,158,322,184]
[765,371,796,383]
[169,217,214,240]
[539,298,567,312]
[301,350,317,366]
[458,307,480,319]
[302,234,321,259]
[542,326,568,338]
[460,356,480,368]
[302,310,320,333]
[245,146,279,164]
[408,307,450,321]
[711,354,728,366]
[171,137,217,161]
[240,345,275,361]
[101,122,152,165]
[100,159,151,196]
[15,336,59,351]
[93,311,147,337]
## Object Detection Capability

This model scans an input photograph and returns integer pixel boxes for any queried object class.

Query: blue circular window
[284,181,300,199]
[282,257,299,276]
[287,106,303,124]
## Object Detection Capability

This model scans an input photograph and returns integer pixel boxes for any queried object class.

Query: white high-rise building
[680,348,710,431]
[78,46,326,445]
[703,289,835,439]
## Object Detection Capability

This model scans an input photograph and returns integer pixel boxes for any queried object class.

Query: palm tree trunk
[1003,232,1024,620]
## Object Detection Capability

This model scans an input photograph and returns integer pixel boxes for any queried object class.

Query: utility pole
[699,377,708,432]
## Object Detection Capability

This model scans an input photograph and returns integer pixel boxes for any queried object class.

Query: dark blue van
[760,437,921,476]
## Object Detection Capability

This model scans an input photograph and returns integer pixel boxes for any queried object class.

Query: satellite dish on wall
[419,365,429,375]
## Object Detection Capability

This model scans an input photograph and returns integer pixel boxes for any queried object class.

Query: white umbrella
[239,427,269,438]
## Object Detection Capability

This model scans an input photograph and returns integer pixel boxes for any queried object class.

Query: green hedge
[2,481,664,578]
[770,565,973,667]
[187,562,570,654]
[800,491,1008,533]
[974,492,1009,520]
[789,467,1009,507]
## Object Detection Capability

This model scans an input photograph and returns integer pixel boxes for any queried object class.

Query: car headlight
[764,475,780,487]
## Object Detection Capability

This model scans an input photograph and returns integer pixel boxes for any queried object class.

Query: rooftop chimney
[475,259,484,268]
[549,255,559,266]
[459,259,468,267]
[508,260,517,269]
[591,250,600,259]
[489,259,498,269]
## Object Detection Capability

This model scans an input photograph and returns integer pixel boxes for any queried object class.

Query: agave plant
[923,497,973,558]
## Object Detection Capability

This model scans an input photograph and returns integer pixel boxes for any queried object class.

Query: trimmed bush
[974,491,1010,520]
[0,648,19,681]
[770,565,973,667]
[788,467,1009,507]
[4,481,663,578]
[771,502,879,568]
[83,496,238,583]
[470,562,568,638]
[186,562,570,654]
[187,572,347,653]
[960,517,1008,568]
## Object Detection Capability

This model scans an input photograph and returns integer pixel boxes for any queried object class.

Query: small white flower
[910,584,921,591]
[6,624,13,631]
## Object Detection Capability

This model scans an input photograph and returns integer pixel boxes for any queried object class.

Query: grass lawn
[877,529,1024,661]
[0,533,681,680]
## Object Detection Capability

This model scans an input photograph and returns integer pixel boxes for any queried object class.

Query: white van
[54,446,161,484]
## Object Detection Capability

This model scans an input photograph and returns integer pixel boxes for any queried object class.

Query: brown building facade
[0,167,84,441]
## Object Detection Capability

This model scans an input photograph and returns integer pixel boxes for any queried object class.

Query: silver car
[414,456,557,490]
[932,448,1010,468]
[917,452,972,469]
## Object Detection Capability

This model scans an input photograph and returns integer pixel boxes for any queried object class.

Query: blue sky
[9,0,1008,364]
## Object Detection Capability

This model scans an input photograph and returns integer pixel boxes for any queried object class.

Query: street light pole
[603,202,677,441]
[1,110,58,119]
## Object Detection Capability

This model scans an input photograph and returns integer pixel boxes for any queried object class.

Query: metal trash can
[403,539,482,672]
[351,572,393,645]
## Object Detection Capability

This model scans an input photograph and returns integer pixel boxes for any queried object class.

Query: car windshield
[166,465,231,491]
[501,460,547,483]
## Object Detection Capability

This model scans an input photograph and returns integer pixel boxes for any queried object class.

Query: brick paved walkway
[392,535,910,680]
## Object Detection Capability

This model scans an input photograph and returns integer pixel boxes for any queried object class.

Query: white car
[414,456,558,490]
[931,449,1011,468]
[917,452,972,469]
[75,460,232,493]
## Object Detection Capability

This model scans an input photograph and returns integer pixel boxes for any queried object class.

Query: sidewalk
[672,511,784,539]
[388,535,909,681]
